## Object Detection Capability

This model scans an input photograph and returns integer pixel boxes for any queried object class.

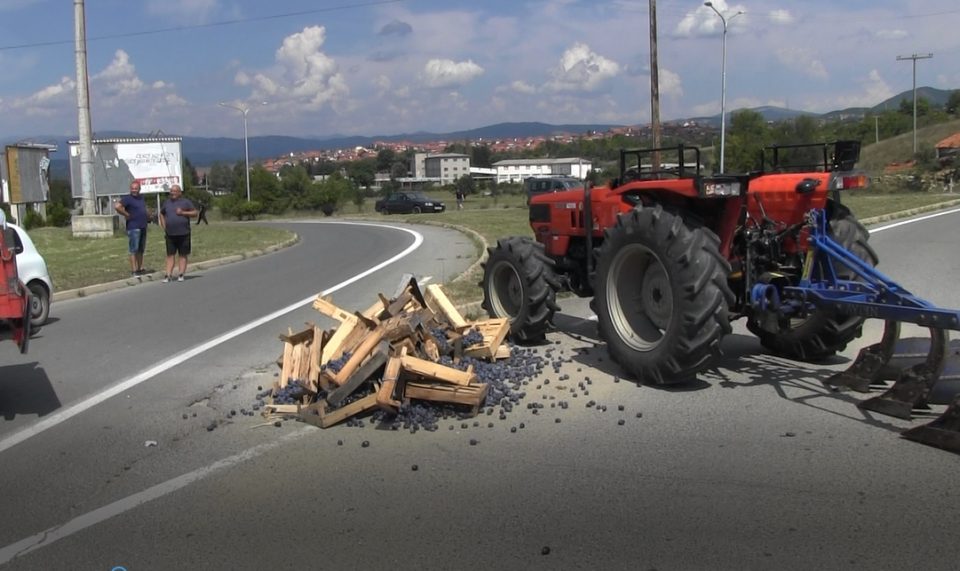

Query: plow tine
[901,395,960,454]
[827,320,899,392]
[858,328,949,420]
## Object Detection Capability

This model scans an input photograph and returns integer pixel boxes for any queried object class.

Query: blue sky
[0,0,957,139]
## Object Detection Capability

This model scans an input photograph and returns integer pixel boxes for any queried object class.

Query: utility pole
[74,0,94,216]
[649,0,661,170]
[875,116,879,144]
[897,52,933,155]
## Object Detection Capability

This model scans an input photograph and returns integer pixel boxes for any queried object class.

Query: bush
[23,209,44,230]
[218,194,264,220]
[46,203,72,227]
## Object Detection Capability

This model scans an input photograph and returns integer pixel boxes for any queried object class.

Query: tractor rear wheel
[748,205,879,361]
[593,205,734,385]
[481,237,560,342]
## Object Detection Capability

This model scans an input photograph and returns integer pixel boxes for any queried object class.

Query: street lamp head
[704,1,712,6]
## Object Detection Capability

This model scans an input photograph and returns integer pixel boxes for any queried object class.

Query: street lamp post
[705,2,743,173]
[218,101,267,201]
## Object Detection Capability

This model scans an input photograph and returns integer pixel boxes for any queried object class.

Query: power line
[0,0,407,52]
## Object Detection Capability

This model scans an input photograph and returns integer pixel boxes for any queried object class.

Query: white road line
[0,428,313,565]
[0,223,423,456]
[870,207,960,233]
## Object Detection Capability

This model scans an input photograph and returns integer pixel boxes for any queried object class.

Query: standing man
[115,180,148,277]
[159,185,197,282]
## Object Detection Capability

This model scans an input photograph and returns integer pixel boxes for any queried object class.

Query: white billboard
[69,137,183,197]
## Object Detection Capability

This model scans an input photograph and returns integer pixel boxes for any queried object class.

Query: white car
[6,222,53,326]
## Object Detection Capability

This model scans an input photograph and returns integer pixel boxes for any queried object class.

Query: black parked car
[375,191,446,214]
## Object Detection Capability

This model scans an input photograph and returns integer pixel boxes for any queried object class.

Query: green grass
[31,223,294,292]
[860,118,960,174]
[843,192,959,220]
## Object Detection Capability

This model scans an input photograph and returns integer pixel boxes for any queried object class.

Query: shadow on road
[0,362,61,421]
[547,311,914,435]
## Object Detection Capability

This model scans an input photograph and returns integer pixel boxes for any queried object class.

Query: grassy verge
[31,223,294,291]
[842,192,959,220]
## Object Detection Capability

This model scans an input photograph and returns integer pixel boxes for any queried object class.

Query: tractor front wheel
[481,237,559,342]
[593,205,734,385]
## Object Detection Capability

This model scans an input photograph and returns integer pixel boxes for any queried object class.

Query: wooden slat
[326,342,389,406]
[263,403,300,415]
[404,381,489,412]
[299,393,379,429]
[306,326,324,391]
[331,326,385,387]
[464,318,510,359]
[424,284,467,329]
[312,296,354,322]
[279,341,294,388]
[400,354,476,387]
[320,315,360,364]
[376,355,403,412]
[494,344,511,360]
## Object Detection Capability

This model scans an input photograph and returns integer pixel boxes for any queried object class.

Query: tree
[454,174,476,197]
[376,148,397,173]
[346,158,376,190]
[182,156,200,191]
[207,162,236,195]
[279,164,312,209]
[472,144,493,168]
[947,90,960,116]
[898,96,930,116]
[389,161,408,181]
[725,109,771,173]
[249,165,286,214]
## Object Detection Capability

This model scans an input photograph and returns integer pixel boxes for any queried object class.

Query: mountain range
[7,86,956,172]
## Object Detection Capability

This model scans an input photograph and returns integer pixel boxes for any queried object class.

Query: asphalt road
[1,211,959,570]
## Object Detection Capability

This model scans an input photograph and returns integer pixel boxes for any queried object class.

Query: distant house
[492,157,592,183]
[935,133,960,164]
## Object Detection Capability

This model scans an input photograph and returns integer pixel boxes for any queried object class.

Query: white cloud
[545,43,620,92]
[875,29,908,40]
[675,1,748,37]
[422,59,484,88]
[374,74,391,95]
[660,69,683,97]
[29,77,75,104]
[510,80,536,94]
[768,10,794,24]
[776,47,828,80]
[94,50,144,96]
[816,69,894,111]
[236,26,348,111]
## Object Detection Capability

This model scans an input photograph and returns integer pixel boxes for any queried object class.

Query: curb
[860,198,960,227]
[52,234,301,302]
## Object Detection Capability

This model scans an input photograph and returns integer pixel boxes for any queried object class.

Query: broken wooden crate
[264,276,510,428]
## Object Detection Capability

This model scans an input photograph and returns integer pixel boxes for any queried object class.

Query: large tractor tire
[481,237,560,342]
[748,204,879,361]
[593,205,734,385]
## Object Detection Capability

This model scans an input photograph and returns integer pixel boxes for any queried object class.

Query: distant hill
[859,117,960,174]
[8,86,958,171]
[871,86,954,112]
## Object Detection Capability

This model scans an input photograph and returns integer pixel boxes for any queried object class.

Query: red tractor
[482,142,875,383]
[0,213,31,354]
[481,142,960,452]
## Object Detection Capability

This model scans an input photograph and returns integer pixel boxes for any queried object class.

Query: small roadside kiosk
[0,143,56,226]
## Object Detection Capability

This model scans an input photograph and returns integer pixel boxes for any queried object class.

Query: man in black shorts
[159,185,198,282]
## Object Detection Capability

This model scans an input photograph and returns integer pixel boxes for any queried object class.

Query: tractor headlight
[703,181,741,196]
